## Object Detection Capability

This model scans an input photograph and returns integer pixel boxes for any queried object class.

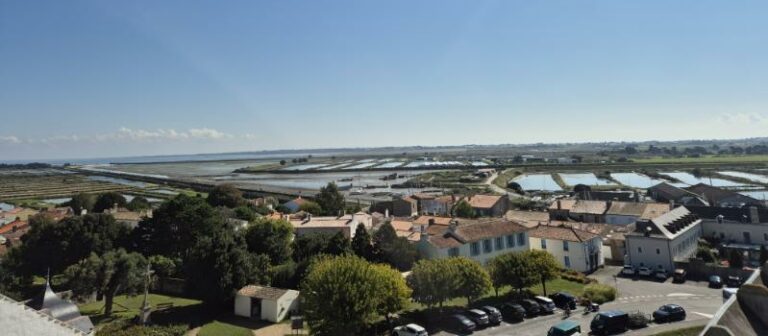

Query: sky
[1,0,768,161]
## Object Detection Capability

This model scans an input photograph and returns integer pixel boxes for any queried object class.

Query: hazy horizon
[3,1,768,161]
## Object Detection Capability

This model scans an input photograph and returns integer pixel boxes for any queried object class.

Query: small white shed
[234,285,299,323]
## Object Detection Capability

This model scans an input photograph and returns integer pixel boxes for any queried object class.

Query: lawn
[198,319,254,336]
[635,154,768,164]
[650,325,705,336]
[528,278,587,296]
[78,293,202,326]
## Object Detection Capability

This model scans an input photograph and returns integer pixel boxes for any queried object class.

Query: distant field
[0,174,131,201]
[635,155,768,164]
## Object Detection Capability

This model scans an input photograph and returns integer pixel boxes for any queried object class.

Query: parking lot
[433,266,724,336]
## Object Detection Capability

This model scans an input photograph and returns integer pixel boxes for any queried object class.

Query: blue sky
[1,1,767,161]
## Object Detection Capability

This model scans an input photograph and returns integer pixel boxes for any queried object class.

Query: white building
[234,285,300,323]
[625,206,702,273]
[696,206,768,245]
[528,224,604,273]
[418,218,530,264]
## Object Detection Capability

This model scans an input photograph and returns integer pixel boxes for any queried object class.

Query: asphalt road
[434,266,724,336]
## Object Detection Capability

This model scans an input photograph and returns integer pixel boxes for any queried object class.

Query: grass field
[79,293,202,326]
[198,319,255,336]
[650,325,705,336]
[636,155,768,164]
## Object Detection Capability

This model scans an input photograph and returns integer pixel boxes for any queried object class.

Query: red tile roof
[465,195,504,209]
[529,224,600,242]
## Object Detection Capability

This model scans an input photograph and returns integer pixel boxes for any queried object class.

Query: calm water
[343,162,379,169]
[217,170,443,192]
[719,171,768,184]
[87,175,149,188]
[661,172,744,187]
[513,174,562,191]
[558,173,613,186]
[281,164,328,171]
[376,162,405,168]
[611,172,668,188]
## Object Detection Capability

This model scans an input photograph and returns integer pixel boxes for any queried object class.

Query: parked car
[499,303,526,322]
[726,275,742,288]
[535,296,556,314]
[518,299,542,317]
[479,306,502,325]
[550,292,577,310]
[654,270,669,281]
[464,309,490,328]
[621,265,636,276]
[637,267,652,276]
[653,304,686,323]
[444,314,476,334]
[590,310,628,335]
[547,320,582,336]
[672,269,687,283]
[709,275,723,288]
[392,323,428,336]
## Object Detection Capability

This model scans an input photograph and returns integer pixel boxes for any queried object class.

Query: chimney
[428,218,435,226]
[716,215,724,224]
[384,208,389,218]
[351,213,357,224]
[606,200,613,210]
[749,206,759,224]
[669,200,675,211]
[557,200,562,210]
[12,225,17,233]
[113,202,118,212]
[448,219,458,233]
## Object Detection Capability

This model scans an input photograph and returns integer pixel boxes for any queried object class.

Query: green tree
[454,200,476,218]
[351,223,374,261]
[93,192,128,213]
[243,218,293,265]
[326,231,352,256]
[302,255,410,335]
[407,258,458,308]
[17,213,131,276]
[148,255,176,279]
[381,237,418,271]
[233,205,257,221]
[131,194,223,259]
[206,184,245,208]
[126,196,151,211]
[185,228,269,305]
[299,200,323,215]
[696,247,716,263]
[64,249,147,316]
[487,252,536,295]
[67,193,95,215]
[316,182,345,216]
[526,250,560,296]
[449,257,491,304]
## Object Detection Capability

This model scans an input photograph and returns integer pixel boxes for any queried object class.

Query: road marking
[667,293,695,297]
[693,312,714,319]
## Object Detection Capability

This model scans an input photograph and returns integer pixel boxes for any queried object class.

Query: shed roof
[237,285,291,301]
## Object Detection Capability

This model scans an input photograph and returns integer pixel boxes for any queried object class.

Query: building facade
[418,218,529,264]
[625,207,702,273]
[528,225,604,273]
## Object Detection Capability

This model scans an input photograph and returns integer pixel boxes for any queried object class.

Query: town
[1,149,767,336]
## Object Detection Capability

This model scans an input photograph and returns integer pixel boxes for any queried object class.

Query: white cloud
[0,136,21,144]
[719,112,767,124]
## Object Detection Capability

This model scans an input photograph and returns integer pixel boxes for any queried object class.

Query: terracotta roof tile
[571,200,608,215]
[427,218,528,249]
[505,210,550,228]
[465,195,504,209]
[529,224,600,242]
[237,285,290,300]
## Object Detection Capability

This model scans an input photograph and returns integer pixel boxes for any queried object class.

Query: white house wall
[626,223,702,272]
[529,237,604,273]
[419,232,529,264]
[702,219,768,245]
[234,295,251,318]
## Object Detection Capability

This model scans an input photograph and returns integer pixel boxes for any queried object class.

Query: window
[656,248,660,255]
[483,239,493,253]
[743,232,751,244]
[470,242,480,256]
[563,241,569,251]
[638,247,643,253]
[448,247,459,257]
[720,233,725,239]
[517,233,525,246]
[541,239,547,249]
[506,235,516,248]
[495,237,503,250]
[564,256,571,268]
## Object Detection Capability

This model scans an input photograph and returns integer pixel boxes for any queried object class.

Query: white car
[621,265,636,276]
[638,267,652,276]
[393,323,428,336]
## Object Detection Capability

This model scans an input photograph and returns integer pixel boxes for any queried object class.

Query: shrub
[696,247,716,263]
[97,322,188,336]
[627,311,649,329]
[582,283,617,304]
